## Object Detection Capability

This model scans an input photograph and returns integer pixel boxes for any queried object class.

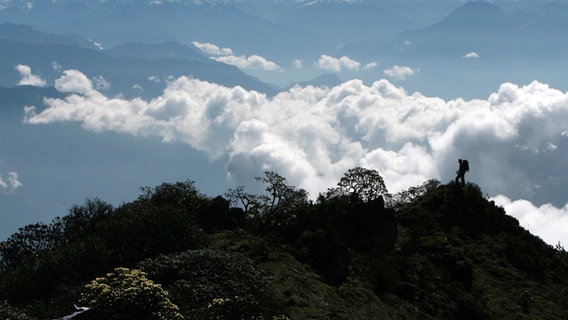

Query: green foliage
[0,222,59,267]
[79,267,183,320]
[139,180,204,210]
[139,249,275,320]
[390,179,441,208]
[0,300,34,320]
[0,183,206,315]
[57,198,114,244]
[295,229,350,285]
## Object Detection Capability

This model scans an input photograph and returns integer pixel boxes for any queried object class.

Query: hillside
[1,169,567,319]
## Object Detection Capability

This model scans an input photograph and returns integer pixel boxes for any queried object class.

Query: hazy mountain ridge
[0,23,99,49]
[0,23,277,98]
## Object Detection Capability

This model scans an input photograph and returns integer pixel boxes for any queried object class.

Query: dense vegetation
[1,168,567,319]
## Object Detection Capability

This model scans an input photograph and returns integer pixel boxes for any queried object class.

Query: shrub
[79,267,183,320]
[0,300,34,320]
[139,249,275,320]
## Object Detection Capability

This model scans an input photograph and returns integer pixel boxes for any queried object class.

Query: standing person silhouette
[455,159,469,186]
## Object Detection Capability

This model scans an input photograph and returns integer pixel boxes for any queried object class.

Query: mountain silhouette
[1,178,566,319]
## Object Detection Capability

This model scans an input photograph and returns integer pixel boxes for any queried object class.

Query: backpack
[462,160,469,172]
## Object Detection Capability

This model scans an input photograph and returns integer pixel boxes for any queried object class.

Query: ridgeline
[1,169,567,319]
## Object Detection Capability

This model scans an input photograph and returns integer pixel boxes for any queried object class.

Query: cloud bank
[25,69,568,244]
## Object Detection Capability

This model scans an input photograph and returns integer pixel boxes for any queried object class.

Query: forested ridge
[1,168,567,319]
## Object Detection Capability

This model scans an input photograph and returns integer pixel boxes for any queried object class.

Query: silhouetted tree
[329,167,390,203]
[255,171,309,227]
[57,198,113,244]
[224,185,265,219]
[0,222,59,267]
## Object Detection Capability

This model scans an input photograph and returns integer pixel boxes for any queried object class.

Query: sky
[16,64,568,246]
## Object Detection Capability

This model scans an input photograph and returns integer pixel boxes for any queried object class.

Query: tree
[138,180,205,213]
[79,267,183,320]
[224,185,265,218]
[0,222,59,267]
[58,198,114,244]
[331,167,390,203]
[255,171,309,227]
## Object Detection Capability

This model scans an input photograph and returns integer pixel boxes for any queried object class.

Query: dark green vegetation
[1,168,567,319]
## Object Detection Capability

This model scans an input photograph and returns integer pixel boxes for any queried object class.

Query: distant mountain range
[2,1,568,98]
[0,24,279,99]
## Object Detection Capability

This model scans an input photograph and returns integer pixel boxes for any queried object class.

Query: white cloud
[293,59,303,69]
[148,75,161,83]
[192,41,233,56]
[493,195,568,246]
[15,64,46,87]
[52,61,63,72]
[364,62,379,70]
[25,70,568,245]
[93,76,111,91]
[192,41,280,71]
[316,55,361,72]
[463,51,480,58]
[0,168,22,194]
[212,54,280,71]
[384,65,416,80]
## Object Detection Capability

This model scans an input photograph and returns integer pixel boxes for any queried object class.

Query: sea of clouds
[23,69,568,246]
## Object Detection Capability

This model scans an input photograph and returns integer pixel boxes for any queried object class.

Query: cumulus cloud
[15,64,46,87]
[293,59,303,69]
[25,70,568,245]
[493,195,568,246]
[463,51,480,58]
[384,65,416,80]
[0,168,22,194]
[316,55,361,72]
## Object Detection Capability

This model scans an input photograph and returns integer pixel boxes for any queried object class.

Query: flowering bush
[79,267,183,320]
